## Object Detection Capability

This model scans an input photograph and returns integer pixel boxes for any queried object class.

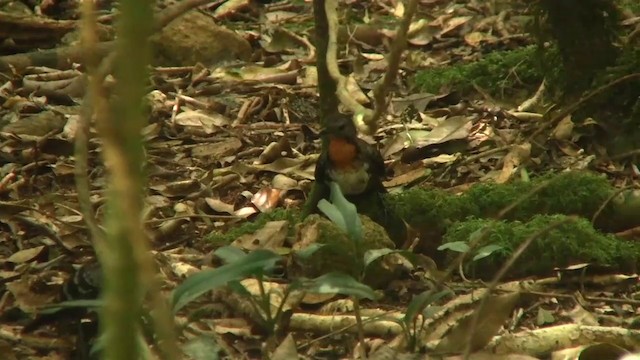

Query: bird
[303,113,407,246]
[23,261,103,359]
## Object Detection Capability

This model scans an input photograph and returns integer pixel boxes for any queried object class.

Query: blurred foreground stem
[95,0,178,359]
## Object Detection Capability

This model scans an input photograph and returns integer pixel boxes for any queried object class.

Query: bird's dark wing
[301,151,332,218]
[357,138,387,193]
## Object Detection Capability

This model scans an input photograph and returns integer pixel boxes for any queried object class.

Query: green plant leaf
[39,299,104,314]
[304,272,379,300]
[171,250,281,313]
[328,182,362,241]
[294,243,327,260]
[227,280,253,298]
[318,199,347,231]
[438,241,470,253]
[182,336,221,360]
[403,289,451,325]
[468,227,486,243]
[423,305,445,319]
[472,244,503,261]
[214,246,247,263]
[363,248,396,268]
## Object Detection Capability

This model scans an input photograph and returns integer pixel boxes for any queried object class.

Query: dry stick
[454,77,640,354]
[0,0,212,73]
[96,3,217,359]
[525,73,640,144]
[97,0,164,357]
[324,0,373,122]
[423,179,555,353]
[369,0,419,131]
[312,0,339,123]
[93,0,216,84]
[323,0,419,134]
[609,148,640,161]
[462,216,577,360]
[77,0,107,257]
[85,1,209,359]
[591,185,634,225]
[437,180,555,283]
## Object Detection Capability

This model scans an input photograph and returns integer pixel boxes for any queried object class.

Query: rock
[151,10,252,66]
[290,214,401,288]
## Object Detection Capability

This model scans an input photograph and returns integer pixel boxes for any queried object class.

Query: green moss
[290,214,395,284]
[390,171,613,228]
[443,214,639,278]
[463,171,612,221]
[619,0,640,13]
[462,180,538,220]
[414,46,544,97]
[534,172,612,217]
[206,209,300,245]
[532,0,621,96]
[389,187,468,233]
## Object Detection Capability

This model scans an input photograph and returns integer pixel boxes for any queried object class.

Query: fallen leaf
[495,143,531,184]
[232,220,289,251]
[7,246,46,263]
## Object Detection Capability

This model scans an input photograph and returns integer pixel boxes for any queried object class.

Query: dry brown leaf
[191,138,242,159]
[435,291,521,353]
[6,246,46,263]
[495,143,531,184]
[272,174,298,190]
[552,115,574,141]
[205,198,235,215]
[231,220,289,250]
[251,187,283,212]
[256,137,292,165]
[174,109,230,134]
[150,179,202,197]
[271,334,300,360]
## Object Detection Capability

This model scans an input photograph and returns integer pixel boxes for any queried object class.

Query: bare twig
[77,0,106,256]
[591,185,633,225]
[324,0,373,125]
[94,0,180,358]
[369,0,419,132]
[462,217,577,359]
[526,73,640,143]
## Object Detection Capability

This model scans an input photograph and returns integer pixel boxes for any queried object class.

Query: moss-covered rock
[206,209,300,246]
[290,214,396,286]
[414,46,544,97]
[388,171,614,230]
[463,171,613,221]
[443,214,639,279]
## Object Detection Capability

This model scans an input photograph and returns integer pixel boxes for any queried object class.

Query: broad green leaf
[437,241,470,253]
[472,244,503,261]
[328,182,362,241]
[363,248,396,268]
[182,336,221,360]
[39,299,104,314]
[90,329,150,358]
[423,305,445,319]
[318,199,347,231]
[227,280,253,298]
[214,246,247,264]
[468,227,486,243]
[171,250,281,313]
[294,243,327,260]
[403,289,451,325]
[304,272,378,300]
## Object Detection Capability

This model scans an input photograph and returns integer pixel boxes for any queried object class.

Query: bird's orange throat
[328,137,358,170]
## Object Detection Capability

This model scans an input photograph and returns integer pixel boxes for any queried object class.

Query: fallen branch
[0,0,215,74]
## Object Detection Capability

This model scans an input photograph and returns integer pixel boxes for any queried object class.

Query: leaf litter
[0,0,638,359]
